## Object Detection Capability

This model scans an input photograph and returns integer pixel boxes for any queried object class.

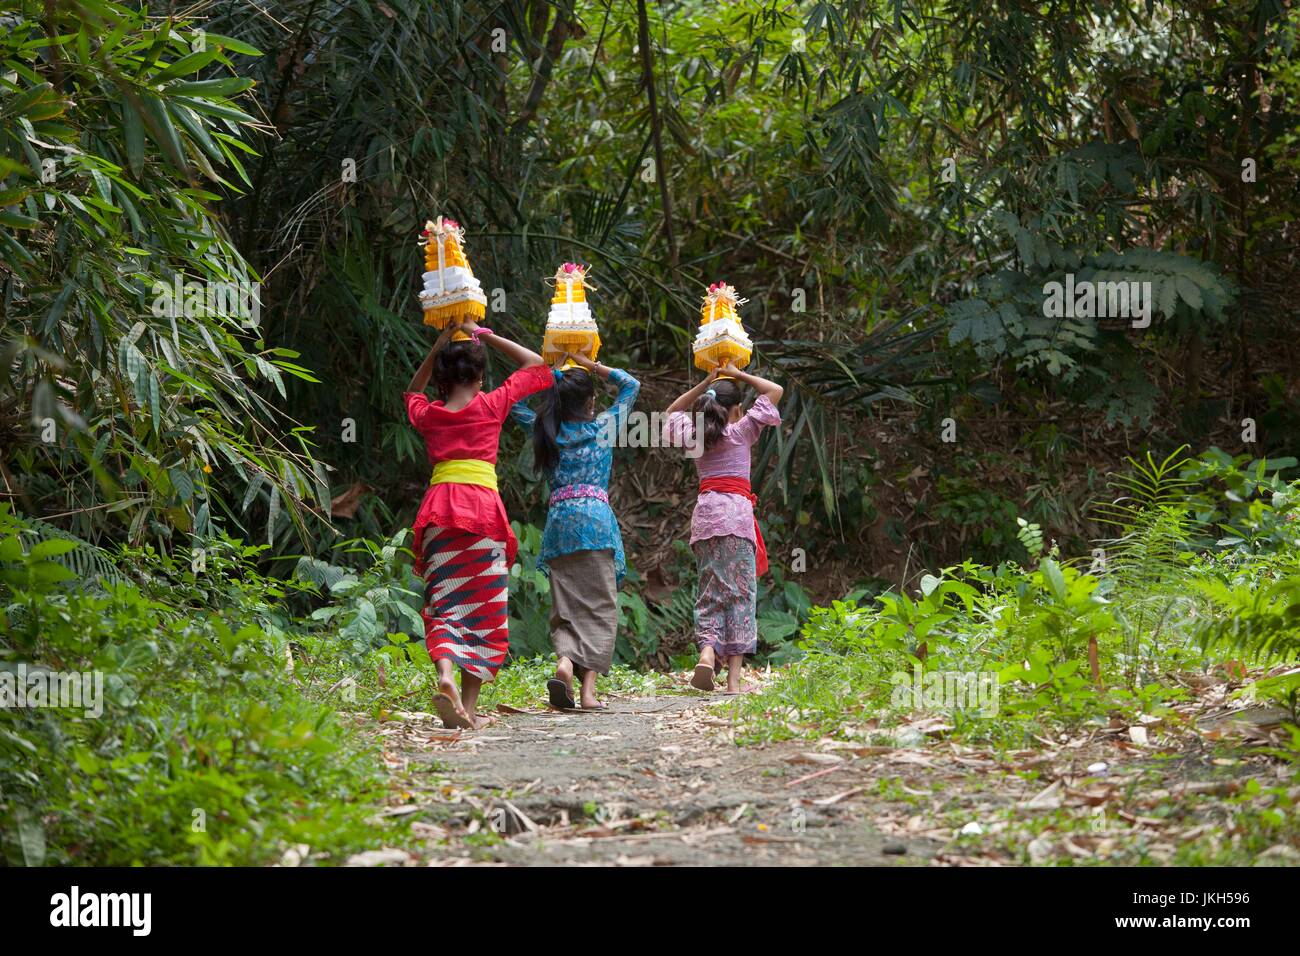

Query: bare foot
[435,677,471,728]
[690,664,716,692]
[437,674,462,705]
[690,646,719,690]
[579,667,601,709]
[722,655,749,695]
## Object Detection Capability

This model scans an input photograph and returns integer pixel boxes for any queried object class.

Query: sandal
[546,678,577,710]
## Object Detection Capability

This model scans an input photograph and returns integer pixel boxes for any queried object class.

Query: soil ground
[351,676,1299,868]
[370,694,938,866]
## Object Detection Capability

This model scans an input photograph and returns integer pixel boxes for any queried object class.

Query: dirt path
[361,683,1297,867]
[372,694,939,866]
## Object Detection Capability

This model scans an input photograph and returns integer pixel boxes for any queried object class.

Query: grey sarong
[548,548,618,675]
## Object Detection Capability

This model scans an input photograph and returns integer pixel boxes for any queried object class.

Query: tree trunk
[636,0,677,268]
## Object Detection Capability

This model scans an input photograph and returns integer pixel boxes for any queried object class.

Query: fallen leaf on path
[1020,780,1064,810]
[813,787,867,806]
[1061,838,1092,859]
[742,833,800,845]
[1256,845,1300,865]
[1117,809,1167,827]
[904,716,953,736]
[502,799,540,833]
[886,750,938,766]
[1065,786,1113,807]
[495,704,539,715]
[785,752,845,765]
[685,757,723,768]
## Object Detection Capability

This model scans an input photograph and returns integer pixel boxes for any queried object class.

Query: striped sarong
[420,526,509,681]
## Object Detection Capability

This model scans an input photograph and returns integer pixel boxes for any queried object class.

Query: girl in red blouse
[405,318,551,728]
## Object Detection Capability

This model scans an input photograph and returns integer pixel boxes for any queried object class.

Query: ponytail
[693,379,743,450]
[533,368,596,473]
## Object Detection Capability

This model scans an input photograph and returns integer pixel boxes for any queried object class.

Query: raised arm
[665,366,720,414]
[719,361,783,405]
[566,353,640,425]
[464,317,544,368]
[605,368,640,422]
[562,350,611,380]
[406,323,457,392]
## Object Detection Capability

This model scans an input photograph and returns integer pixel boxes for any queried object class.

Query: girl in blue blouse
[511,352,640,709]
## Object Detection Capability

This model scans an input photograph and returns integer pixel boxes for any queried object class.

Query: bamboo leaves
[2,2,323,550]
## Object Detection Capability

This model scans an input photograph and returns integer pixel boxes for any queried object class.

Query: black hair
[432,340,486,399]
[533,368,596,472]
[693,378,743,450]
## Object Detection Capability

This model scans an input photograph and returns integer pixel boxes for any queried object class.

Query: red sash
[698,476,769,576]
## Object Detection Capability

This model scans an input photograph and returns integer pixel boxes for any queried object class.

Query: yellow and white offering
[541,262,602,368]
[418,216,486,339]
[693,281,753,373]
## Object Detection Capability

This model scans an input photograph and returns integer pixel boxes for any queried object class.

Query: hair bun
[432,339,486,396]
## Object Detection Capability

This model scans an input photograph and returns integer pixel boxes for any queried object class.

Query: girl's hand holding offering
[563,351,610,379]
[563,351,595,369]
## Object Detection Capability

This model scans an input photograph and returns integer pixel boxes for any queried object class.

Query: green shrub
[0,507,397,865]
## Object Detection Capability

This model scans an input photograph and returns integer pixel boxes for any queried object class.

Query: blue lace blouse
[510,369,640,584]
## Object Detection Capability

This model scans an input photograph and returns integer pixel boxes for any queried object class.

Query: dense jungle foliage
[1,0,1299,865]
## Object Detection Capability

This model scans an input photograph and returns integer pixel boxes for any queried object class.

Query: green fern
[1196,575,1300,663]
[645,587,697,648]
[0,510,125,587]
[1092,446,1203,586]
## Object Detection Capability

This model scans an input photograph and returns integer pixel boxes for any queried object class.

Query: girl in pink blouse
[664,360,783,694]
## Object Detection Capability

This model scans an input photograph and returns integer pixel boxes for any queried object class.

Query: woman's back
[671,394,781,480]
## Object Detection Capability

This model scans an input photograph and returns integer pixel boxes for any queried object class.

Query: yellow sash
[429,458,498,491]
